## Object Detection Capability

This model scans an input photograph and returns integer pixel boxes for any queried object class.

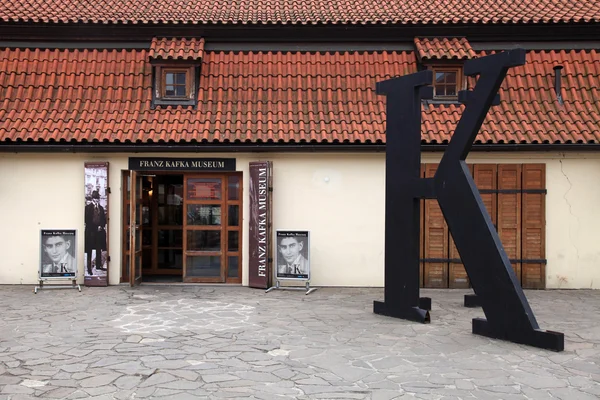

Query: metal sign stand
[266,230,317,295]
[34,279,81,294]
[266,279,317,295]
[37,229,82,294]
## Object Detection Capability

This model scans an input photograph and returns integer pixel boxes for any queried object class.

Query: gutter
[1,143,600,153]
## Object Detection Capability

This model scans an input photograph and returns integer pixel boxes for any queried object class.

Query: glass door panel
[186,255,221,278]
[225,174,242,282]
[187,204,221,225]
[227,255,239,278]
[129,171,143,286]
[227,231,239,251]
[121,171,131,283]
[158,249,182,269]
[158,229,183,247]
[154,175,183,276]
[186,178,222,200]
[187,230,221,251]
[228,175,241,200]
[183,174,226,283]
[227,205,239,226]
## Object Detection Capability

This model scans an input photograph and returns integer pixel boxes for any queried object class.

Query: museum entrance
[122,171,242,285]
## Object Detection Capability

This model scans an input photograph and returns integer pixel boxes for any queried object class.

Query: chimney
[553,65,564,105]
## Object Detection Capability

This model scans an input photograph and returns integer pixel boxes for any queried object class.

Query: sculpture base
[464,294,481,308]
[419,297,432,311]
[472,318,564,352]
[373,300,430,323]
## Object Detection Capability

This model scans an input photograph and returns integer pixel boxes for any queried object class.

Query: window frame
[152,63,198,108]
[161,68,191,99]
[431,66,463,100]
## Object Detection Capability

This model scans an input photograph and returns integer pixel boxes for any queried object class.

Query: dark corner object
[464,293,481,308]
[554,64,564,105]
[373,48,564,352]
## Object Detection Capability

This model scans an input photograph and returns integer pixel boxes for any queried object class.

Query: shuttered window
[421,163,546,289]
[423,164,449,288]
[521,165,546,288]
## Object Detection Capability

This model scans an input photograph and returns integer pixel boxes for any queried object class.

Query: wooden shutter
[448,164,475,288]
[497,165,522,282]
[423,164,449,288]
[521,164,546,289]
[420,164,425,288]
[473,164,498,227]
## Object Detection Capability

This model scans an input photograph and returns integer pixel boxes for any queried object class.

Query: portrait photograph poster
[276,230,310,280]
[84,162,109,286]
[40,229,77,279]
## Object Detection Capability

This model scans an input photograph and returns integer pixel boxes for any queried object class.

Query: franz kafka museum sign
[248,161,273,289]
[129,157,236,171]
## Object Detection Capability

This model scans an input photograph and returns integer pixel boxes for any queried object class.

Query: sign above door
[129,157,236,172]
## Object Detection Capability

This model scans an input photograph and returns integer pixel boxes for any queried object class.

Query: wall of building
[0,151,598,289]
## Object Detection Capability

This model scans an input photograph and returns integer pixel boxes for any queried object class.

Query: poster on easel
[84,162,109,287]
[275,230,310,280]
[40,229,77,280]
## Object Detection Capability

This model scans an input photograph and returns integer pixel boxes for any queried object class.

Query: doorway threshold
[139,282,243,286]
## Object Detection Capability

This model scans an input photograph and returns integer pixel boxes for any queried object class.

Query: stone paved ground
[0,285,599,399]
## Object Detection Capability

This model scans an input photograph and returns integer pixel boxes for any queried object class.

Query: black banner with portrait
[84,162,109,287]
[275,230,310,280]
[40,229,77,279]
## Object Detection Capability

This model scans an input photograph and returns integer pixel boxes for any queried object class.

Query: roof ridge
[0,0,598,26]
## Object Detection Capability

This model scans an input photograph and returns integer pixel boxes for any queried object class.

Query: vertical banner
[248,161,272,288]
[84,162,109,287]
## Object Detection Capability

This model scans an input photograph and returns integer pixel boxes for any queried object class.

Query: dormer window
[413,37,474,103]
[149,37,205,108]
[153,65,196,107]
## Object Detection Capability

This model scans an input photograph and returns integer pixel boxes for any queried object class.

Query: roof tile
[149,37,205,60]
[414,37,476,60]
[0,47,598,145]
[0,0,598,25]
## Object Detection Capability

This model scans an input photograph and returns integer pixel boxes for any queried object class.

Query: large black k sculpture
[373,48,564,352]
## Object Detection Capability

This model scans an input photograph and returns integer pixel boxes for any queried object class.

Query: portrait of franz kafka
[276,232,309,279]
[41,231,76,277]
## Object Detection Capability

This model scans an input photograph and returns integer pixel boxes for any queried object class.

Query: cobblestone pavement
[0,285,599,399]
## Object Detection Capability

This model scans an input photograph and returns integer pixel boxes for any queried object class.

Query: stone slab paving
[0,285,599,399]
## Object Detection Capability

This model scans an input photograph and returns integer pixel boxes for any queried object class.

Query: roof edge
[0,18,598,26]
[1,40,599,51]
[1,143,600,154]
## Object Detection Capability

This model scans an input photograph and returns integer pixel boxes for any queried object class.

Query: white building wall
[0,151,598,289]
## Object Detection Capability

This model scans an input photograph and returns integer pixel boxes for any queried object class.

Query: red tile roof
[425,49,600,144]
[149,38,205,60]
[414,37,476,60]
[0,47,598,145]
[0,0,598,25]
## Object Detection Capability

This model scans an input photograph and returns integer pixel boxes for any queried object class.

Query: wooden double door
[420,163,546,289]
[125,172,242,285]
